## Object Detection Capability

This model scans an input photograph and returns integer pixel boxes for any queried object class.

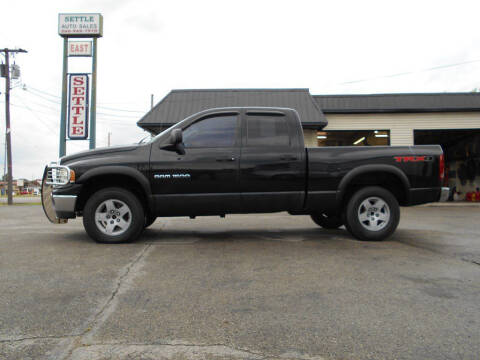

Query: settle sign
[58,14,103,37]
[68,74,89,140]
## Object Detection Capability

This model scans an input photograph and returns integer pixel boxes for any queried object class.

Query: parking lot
[1,205,479,360]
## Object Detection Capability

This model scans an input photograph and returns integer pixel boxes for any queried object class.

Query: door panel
[149,114,241,216]
[239,112,305,212]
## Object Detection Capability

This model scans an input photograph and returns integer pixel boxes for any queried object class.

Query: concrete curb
[420,202,480,207]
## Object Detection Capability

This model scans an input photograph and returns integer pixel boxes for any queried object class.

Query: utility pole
[107,132,111,147]
[1,48,27,205]
[151,94,154,109]
[3,140,6,180]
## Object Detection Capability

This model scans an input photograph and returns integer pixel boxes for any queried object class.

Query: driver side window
[182,114,238,148]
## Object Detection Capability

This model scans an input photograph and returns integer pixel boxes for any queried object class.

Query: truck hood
[60,144,140,164]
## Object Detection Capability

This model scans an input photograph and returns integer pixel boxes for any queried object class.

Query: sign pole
[89,37,97,149]
[59,38,68,157]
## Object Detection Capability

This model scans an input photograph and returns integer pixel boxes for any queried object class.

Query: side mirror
[170,129,183,145]
[160,128,185,155]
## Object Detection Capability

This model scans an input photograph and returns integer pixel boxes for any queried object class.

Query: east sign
[58,13,103,38]
[68,74,89,140]
[68,41,92,57]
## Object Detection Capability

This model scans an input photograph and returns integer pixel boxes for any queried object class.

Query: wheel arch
[75,166,153,215]
[337,165,410,208]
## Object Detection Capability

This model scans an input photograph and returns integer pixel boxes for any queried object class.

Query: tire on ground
[83,187,145,243]
[344,186,400,241]
[310,213,343,229]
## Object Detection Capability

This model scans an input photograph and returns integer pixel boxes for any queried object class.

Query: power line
[23,88,142,118]
[15,96,58,133]
[23,88,61,104]
[340,58,480,85]
[1,100,136,127]
[10,93,140,124]
[26,85,146,113]
[15,95,62,112]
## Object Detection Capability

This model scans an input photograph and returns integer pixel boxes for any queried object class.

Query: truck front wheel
[144,214,157,228]
[83,187,145,243]
[310,213,343,229]
[344,186,400,241]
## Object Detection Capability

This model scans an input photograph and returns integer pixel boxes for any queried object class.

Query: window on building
[317,130,390,146]
[183,114,238,148]
[246,113,290,146]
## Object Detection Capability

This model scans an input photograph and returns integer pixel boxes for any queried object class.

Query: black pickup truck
[42,107,449,243]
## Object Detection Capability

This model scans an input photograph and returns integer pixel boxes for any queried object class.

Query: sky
[1,0,480,179]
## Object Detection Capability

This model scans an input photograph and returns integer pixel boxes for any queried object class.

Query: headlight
[46,165,75,186]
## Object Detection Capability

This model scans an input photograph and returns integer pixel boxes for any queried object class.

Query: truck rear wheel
[344,186,399,241]
[83,187,145,243]
[310,213,343,229]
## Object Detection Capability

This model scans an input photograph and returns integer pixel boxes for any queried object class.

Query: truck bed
[305,145,444,211]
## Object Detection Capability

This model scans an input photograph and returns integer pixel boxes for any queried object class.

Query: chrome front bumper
[52,195,77,215]
[439,187,450,202]
[41,166,76,224]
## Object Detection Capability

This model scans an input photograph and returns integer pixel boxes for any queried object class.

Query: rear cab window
[245,113,291,147]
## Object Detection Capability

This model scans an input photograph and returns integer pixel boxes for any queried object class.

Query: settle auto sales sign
[58,14,103,37]
[68,74,89,140]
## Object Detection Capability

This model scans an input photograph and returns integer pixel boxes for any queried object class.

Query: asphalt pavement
[0,205,479,360]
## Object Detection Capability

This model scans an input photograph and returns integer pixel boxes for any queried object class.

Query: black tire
[344,186,400,241]
[144,214,157,228]
[83,187,145,244]
[310,213,343,229]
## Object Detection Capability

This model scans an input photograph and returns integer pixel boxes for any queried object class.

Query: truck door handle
[216,157,236,162]
[280,155,298,161]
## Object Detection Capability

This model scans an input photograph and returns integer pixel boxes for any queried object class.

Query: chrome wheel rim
[357,196,390,231]
[95,199,132,236]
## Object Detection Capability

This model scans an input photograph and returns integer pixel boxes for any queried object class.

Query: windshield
[137,135,152,144]
[148,120,187,144]
[147,112,211,144]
